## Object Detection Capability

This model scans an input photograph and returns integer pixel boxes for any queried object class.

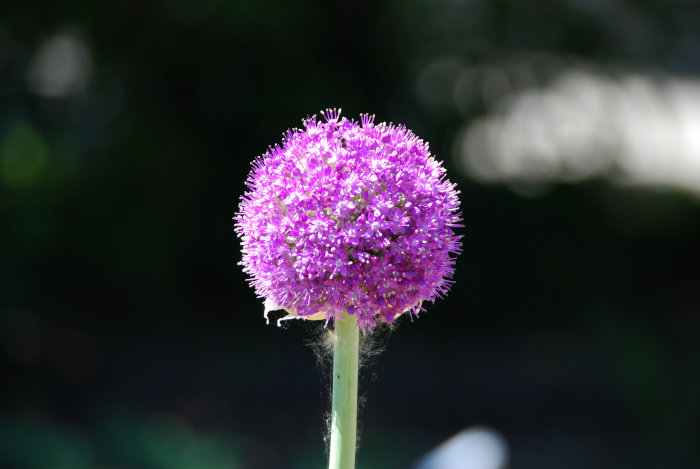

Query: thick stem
[328,314,360,469]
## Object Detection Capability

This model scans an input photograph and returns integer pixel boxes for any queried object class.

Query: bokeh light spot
[414,426,509,469]
[0,122,49,187]
[454,67,700,198]
[27,31,92,98]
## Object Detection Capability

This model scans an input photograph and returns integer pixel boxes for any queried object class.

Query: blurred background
[1,1,699,468]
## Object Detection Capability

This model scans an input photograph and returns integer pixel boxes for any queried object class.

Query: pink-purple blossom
[235,109,462,330]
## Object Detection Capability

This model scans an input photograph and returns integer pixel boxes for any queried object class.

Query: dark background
[1,1,699,468]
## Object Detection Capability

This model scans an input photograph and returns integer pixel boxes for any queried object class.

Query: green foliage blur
[1,1,699,468]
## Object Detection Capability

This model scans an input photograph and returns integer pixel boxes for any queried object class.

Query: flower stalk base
[328,314,360,469]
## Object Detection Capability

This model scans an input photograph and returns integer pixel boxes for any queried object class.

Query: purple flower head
[235,109,462,330]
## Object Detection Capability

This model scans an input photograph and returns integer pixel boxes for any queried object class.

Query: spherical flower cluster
[235,109,462,330]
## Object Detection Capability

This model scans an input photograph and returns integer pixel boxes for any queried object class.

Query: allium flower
[235,109,462,330]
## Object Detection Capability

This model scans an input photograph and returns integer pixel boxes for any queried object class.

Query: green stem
[328,313,360,469]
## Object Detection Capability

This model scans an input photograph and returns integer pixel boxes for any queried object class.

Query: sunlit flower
[235,109,462,330]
